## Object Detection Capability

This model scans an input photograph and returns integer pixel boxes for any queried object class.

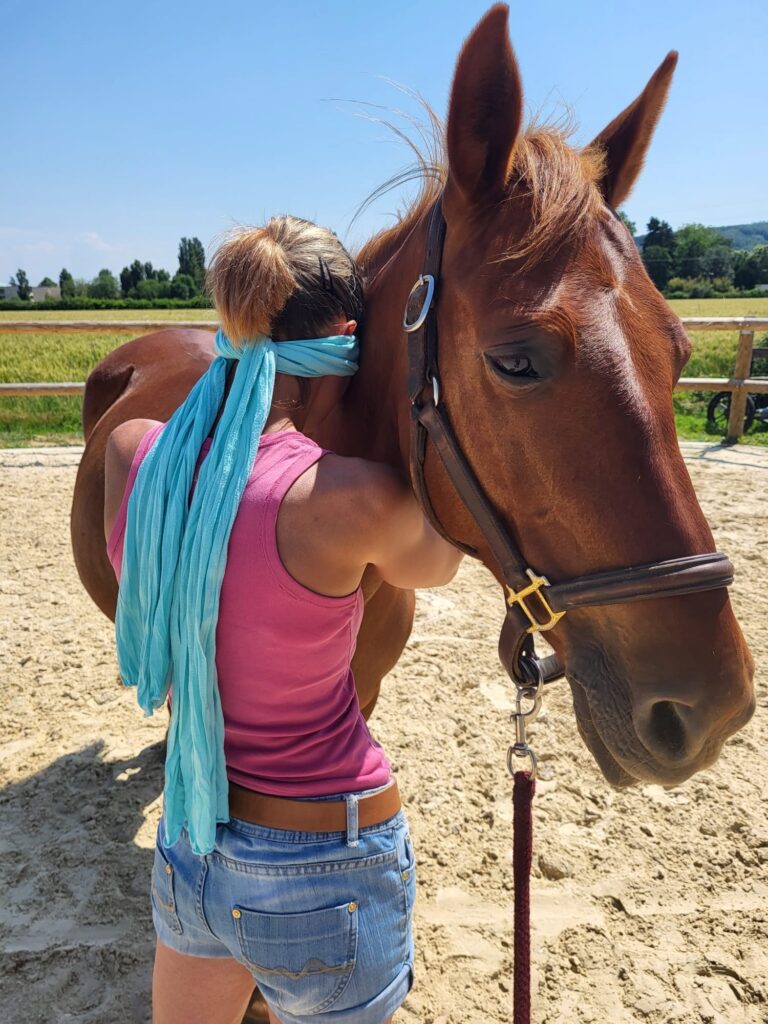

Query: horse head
[360,4,755,787]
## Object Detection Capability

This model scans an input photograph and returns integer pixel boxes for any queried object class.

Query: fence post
[726,329,755,443]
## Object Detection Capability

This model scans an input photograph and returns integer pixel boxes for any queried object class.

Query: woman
[103,215,462,1024]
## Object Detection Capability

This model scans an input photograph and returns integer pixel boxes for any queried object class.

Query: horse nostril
[647,700,688,759]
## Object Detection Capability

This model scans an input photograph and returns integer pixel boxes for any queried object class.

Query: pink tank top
[107,424,391,797]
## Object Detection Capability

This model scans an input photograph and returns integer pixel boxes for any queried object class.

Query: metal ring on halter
[507,743,537,778]
[429,374,440,406]
[515,660,544,715]
[513,690,542,720]
[518,650,545,690]
[403,274,436,333]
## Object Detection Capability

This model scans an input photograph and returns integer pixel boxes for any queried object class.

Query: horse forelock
[496,127,605,269]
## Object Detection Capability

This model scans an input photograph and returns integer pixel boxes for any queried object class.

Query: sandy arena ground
[0,442,766,1024]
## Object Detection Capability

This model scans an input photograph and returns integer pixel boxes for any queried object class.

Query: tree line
[7,223,768,307]
[619,214,768,298]
[7,238,210,306]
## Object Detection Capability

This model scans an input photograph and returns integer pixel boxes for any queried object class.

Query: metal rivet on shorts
[347,901,357,913]
[165,864,172,875]
[232,908,241,919]
[402,869,410,881]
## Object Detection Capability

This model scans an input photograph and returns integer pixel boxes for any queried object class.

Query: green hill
[634,221,768,250]
[715,222,768,249]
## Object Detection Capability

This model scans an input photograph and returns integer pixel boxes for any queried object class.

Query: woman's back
[104,214,463,1023]
[107,422,391,797]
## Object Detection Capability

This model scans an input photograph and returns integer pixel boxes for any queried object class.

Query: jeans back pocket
[233,900,358,1015]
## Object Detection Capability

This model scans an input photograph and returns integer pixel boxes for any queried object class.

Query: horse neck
[329,217,429,469]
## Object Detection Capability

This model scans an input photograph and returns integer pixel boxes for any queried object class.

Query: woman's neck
[263,373,303,434]
[262,409,299,434]
[207,363,303,440]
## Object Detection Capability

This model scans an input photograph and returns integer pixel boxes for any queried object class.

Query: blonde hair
[206,216,364,345]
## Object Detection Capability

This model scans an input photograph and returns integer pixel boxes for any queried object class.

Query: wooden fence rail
[676,319,768,440]
[1,316,767,441]
[0,320,217,334]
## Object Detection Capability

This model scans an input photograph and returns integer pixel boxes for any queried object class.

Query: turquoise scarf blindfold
[115,329,359,855]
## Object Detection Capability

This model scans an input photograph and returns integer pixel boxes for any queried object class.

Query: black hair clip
[318,256,336,296]
[318,253,364,322]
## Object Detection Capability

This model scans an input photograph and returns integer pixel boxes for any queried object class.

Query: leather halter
[404,194,734,686]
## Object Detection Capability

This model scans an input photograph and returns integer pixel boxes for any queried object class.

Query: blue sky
[2,0,766,285]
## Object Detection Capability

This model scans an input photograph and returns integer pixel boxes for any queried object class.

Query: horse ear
[588,52,678,208]
[445,4,523,207]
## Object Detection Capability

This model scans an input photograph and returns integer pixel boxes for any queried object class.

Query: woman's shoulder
[306,450,416,534]
[105,418,164,490]
[277,448,423,595]
[107,417,163,461]
[316,450,410,502]
[104,419,164,538]
[294,448,460,590]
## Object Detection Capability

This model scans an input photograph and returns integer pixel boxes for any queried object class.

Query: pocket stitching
[398,832,417,925]
[211,845,397,876]
[233,903,358,1015]
[152,843,183,935]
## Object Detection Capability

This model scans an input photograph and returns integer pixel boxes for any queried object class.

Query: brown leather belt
[228,779,401,832]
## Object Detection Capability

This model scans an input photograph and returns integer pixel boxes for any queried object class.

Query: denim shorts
[150,781,416,1023]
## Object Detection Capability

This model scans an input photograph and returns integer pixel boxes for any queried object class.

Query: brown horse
[72,4,753,802]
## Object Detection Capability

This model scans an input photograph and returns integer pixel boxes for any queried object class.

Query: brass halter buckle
[505,569,566,635]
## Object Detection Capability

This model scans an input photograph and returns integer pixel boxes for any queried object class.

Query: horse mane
[353,101,446,281]
[355,105,605,282]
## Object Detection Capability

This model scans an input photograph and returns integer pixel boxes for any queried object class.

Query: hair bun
[206,226,298,344]
[207,216,363,345]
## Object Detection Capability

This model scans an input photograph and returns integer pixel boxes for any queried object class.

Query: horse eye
[490,353,538,379]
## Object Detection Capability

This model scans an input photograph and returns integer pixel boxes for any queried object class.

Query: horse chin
[567,678,639,789]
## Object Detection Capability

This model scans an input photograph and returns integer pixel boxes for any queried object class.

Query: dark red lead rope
[513,770,535,1024]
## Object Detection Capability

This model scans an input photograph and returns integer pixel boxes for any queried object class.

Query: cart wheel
[706,392,756,433]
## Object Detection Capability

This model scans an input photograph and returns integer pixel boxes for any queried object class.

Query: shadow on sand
[0,740,269,1024]
[0,740,165,1024]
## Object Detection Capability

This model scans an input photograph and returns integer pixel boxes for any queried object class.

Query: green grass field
[0,311,217,445]
[1,300,767,447]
